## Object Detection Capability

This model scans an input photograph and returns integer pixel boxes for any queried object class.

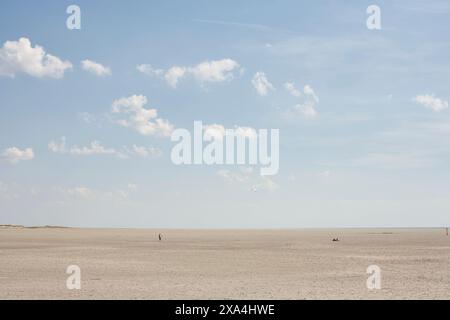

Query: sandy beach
[0,227,449,299]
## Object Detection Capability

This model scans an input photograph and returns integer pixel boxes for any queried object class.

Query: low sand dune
[0,228,449,299]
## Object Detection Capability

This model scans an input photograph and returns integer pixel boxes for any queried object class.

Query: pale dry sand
[0,228,449,299]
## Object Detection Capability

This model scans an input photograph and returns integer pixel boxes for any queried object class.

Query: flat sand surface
[0,228,449,299]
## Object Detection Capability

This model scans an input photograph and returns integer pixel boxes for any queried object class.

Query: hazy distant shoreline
[0,224,69,229]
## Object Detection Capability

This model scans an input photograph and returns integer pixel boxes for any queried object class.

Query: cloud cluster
[81,59,111,76]
[413,94,448,112]
[218,167,254,183]
[49,137,114,156]
[121,145,162,158]
[111,95,174,137]
[285,83,319,118]
[190,59,240,82]
[252,72,275,96]
[137,58,241,88]
[164,66,186,87]
[65,186,93,198]
[0,37,72,78]
[61,183,137,200]
[217,167,279,192]
[284,82,302,97]
[48,136,162,159]
[136,64,164,76]
[0,182,139,203]
[1,147,34,164]
[68,141,116,156]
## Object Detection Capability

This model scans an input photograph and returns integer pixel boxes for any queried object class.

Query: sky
[0,0,450,228]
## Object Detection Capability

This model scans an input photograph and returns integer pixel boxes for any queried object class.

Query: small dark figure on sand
[158,233,162,241]
[332,237,339,242]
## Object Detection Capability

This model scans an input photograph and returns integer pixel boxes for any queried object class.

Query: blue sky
[1,0,450,228]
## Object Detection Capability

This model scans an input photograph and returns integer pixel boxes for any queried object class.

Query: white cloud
[286,84,319,118]
[62,184,137,200]
[138,58,241,88]
[303,85,319,103]
[65,187,93,198]
[81,59,111,76]
[252,176,279,192]
[252,71,274,96]
[77,112,108,128]
[49,138,115,156]
[284,82,302,97]
[189,58,240,83]
[111,94,174,137]
[124,145,162,158]
[136,64,164,76]
[164,66,187,88]
[69,141,116,156]
[2,147,34,164]
[413,94,448,112]
[0,37,72,78]
[292,102,317,118]
[137,63,184,87]
[48,136,66,153]
[218,167,253,183]
[78,112,96,124]
[217,167,279,192]
[49,137,162,159]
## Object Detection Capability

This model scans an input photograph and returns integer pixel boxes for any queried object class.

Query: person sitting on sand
[332,237,339,242]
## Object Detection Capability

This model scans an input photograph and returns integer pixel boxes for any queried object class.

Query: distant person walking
[158,233,162,241]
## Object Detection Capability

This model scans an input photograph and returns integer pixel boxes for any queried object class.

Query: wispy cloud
[252,72,275,96]
[413,94,448,112]
[1,147,34,164]
[217,167,279,192]
[137,58,241,88]
[284,84,320,119]
[48,137,162,159]
[81,59,111,76]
